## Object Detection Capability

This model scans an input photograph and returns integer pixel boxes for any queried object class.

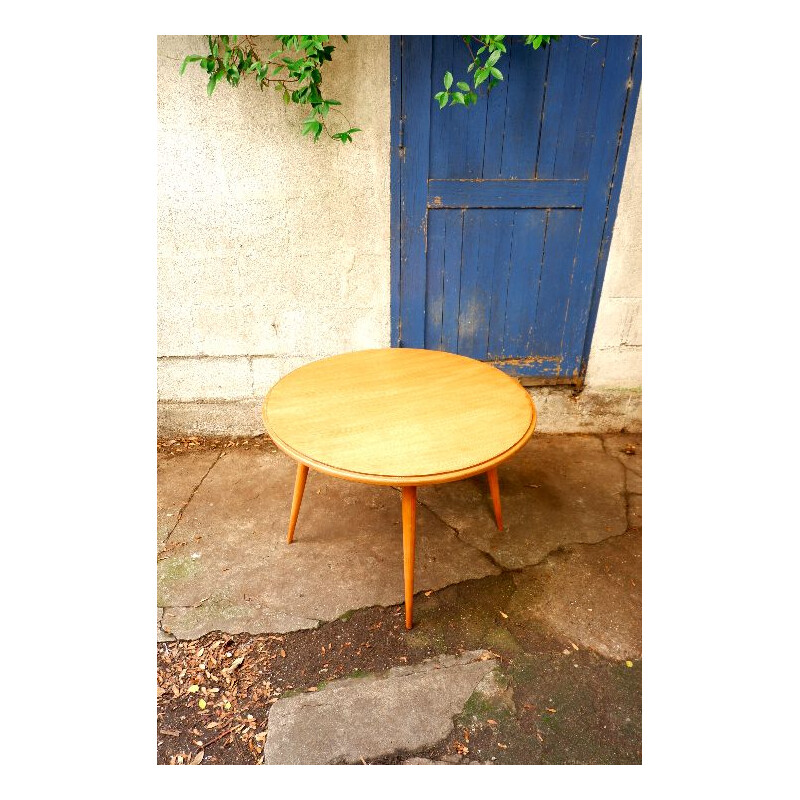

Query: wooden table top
[262,348,536,486]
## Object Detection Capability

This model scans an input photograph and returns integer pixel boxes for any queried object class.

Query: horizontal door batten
[427,179,585,209]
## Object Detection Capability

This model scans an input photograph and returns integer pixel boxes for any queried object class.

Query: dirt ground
[157,436,641,765]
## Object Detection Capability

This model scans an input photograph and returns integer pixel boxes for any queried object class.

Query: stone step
[262,650,500,765]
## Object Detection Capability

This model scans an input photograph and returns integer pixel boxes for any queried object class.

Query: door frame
[389,35,642,386]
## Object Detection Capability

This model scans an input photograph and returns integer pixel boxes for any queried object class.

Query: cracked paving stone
[262,650,498,765]
[418,435,627,570]
[158,448,500,639]
[157,449,220,548]
[507,527,642,660]
[603,433,642,495]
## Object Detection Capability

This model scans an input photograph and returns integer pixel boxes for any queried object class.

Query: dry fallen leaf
[198,698,207,709]
[497,743,508,749]
[499,611,509,619]
[190,749,204,765]
[626,660,634,668]
[486,719,498,726]
[546,708,557,713]
[307,687,318,692]
[160,729,180,737]
[536,732,543,743]
[188,685,199,693]
[424,591,432,597]
[280,649,286,658]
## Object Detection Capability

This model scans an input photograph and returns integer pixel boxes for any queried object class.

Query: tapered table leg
[486,467,503,531]
[287,463,309,544]
[401,486,417,630]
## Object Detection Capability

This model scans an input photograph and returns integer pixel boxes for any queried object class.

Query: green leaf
[207,69,223,96]
[474,67,489,87]
[468,91,477,104]
[438,92,448,109]
[490,67,503,80]
[342,35,349,43]
[451,91,465,106]
[486,49,502,67]
[443,71,453,90]
[457,81,470,92]
[283,88,290,104]
[531,35,543,49]
[179,55,202,75]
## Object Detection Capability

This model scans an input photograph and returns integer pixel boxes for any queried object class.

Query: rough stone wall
[157,35,391,426]
[157,36,641,436]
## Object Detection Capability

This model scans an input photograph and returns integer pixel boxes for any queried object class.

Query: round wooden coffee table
[262,348,537,628]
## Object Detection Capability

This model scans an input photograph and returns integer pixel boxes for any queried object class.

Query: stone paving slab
[157,450,220,547]
[262,650,498,764]
[508,528,642,660]
[157,434,639,641]
[158,446,501,639]
[418,434,628,570]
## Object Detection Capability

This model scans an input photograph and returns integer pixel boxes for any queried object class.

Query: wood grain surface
[263,348,536,484]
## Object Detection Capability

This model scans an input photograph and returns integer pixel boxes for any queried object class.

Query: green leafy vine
[180,36,360,143]
[435,36,559,109]
[180,35,563,143]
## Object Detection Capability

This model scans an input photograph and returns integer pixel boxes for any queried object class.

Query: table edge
[261,392,537,487]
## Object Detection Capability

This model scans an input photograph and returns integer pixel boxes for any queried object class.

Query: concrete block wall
[157,36,641,437]
[157,35,391,431]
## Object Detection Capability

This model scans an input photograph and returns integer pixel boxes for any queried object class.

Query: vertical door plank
[567,36,608,180]
[425,210,446,349]
[530,209,581,360]
[481,44,511,178]
[441,210,464,353]
[399,36,433,348]
[502,38,548,179]
[486,211,516,359]
[536,37,571,179]
[552,38,590,179]
[429,37,490,179]
[503,210,547,358]
[458,210,502,360]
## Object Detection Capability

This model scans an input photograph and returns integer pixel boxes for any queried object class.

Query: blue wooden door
[391,35,641,383]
